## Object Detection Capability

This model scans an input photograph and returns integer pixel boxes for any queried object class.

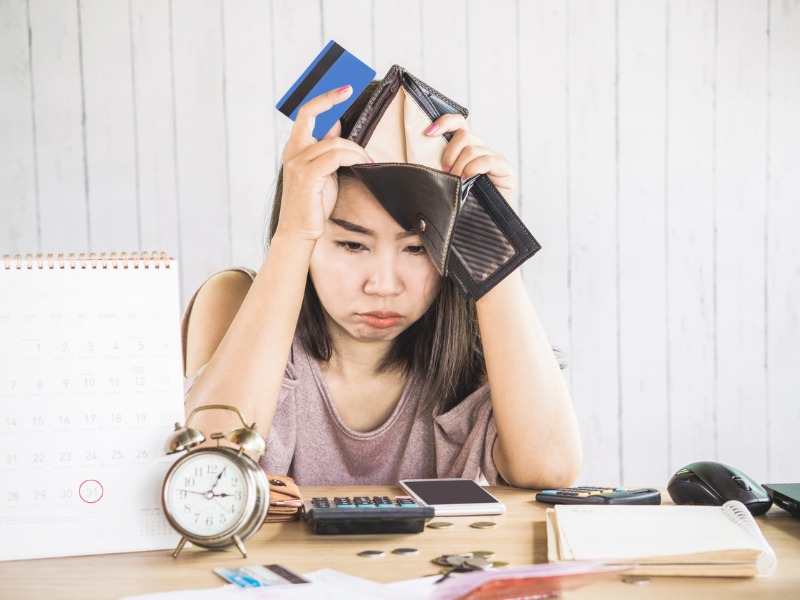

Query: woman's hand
[425,114,516,206]
[278,85,373,241]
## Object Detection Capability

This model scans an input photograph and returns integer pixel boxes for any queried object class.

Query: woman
[182,82,582,488]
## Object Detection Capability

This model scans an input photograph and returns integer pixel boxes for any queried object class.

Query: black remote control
[304,495,434,534]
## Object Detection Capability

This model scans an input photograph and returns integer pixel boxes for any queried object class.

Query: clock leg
[232,535,248,558]
[172,537,188,558]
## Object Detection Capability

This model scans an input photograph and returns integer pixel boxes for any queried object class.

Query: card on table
[214,564,309,587]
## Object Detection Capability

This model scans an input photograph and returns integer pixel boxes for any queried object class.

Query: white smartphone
[399,478,506,516]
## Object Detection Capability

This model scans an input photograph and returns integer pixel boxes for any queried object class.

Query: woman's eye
[336,241,366,253]
[406,245,426,256]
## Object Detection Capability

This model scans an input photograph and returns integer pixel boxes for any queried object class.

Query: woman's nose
[363,253,403,296]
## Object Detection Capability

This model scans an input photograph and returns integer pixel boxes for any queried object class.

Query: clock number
[183,477,195,487]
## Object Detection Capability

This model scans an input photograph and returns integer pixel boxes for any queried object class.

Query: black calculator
[304,495,435,535]
[535,486,661,505]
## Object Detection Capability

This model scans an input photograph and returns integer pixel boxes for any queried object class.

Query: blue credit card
[276,40,376,140]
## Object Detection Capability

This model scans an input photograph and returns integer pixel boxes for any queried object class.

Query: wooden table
[1,485,799,599]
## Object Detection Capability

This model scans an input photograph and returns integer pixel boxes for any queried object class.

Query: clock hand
[176,489,206,496]
[207,467,227,493]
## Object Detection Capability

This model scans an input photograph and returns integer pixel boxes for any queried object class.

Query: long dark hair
[267,82,486,414]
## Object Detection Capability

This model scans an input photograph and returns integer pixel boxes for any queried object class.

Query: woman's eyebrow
[330,217,372,235]
[330,217,418,240]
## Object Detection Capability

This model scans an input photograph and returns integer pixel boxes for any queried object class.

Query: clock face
[164,451,250,538]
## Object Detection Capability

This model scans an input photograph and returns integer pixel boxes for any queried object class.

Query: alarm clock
[162,404,270,558]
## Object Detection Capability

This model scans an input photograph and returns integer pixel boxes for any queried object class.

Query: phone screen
[402,479,500,506]
[398,479,506,516]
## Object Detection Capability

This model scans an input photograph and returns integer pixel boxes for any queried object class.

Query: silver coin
[357,550,385,558]
[392,547,419,555]
[446,555,469,566]
[470,521,498,529]
[622,576,651,585]
[464,557,493,570]
[471,550,496,560]
[492,560,510,568]
[427,521,454,529]
[434,556,453,566]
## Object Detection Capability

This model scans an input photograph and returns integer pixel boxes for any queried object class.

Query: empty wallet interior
[363,87,447,169]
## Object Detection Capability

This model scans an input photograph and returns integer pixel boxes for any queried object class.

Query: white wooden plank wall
[1,0,798,486]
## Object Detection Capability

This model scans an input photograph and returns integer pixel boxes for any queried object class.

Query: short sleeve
[432,384,505,485]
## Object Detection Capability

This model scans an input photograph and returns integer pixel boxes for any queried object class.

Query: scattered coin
[427,521,454,529]
[392,547,419,555]
[622,576,651,585]
[357,550,385,558]
[464,557,493,570]
[472,550,496,560]
[492,561,510,568]
[446,555,470,566]
[470,521,498,529]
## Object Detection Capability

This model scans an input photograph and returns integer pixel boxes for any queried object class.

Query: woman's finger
[448,143,493,177]
[441,128,482,173]
[424,112,468,137]
[293,136,372,165]
[285,85,354,155]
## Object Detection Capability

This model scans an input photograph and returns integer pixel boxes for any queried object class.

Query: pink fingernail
[443,166,451,173]
[425,123,440,135]
[337,84,352,94]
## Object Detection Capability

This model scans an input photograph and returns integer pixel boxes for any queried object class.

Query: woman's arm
[183,85,371,437]
[183,233,316,437]
[431,113,582,488]
[476,272,582,488]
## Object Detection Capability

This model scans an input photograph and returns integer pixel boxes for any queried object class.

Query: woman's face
[309,177,443,344]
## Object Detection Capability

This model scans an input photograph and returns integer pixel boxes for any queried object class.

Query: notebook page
[553,502,774,564]
[0,256,185,560]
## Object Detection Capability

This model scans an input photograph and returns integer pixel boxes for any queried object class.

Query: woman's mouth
[359,311,403,329]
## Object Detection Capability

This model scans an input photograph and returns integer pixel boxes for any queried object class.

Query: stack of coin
[431,551,506,574]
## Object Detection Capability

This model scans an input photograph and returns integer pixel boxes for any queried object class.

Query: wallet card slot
[450,193,517,283]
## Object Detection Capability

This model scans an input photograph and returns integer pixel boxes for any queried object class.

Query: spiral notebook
[0,252,185,561]
[546,500,777,577]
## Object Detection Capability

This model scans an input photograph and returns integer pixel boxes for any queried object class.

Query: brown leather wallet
[264,474,304,523]
[347,65,541,300]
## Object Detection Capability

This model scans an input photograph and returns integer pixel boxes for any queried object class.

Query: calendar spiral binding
[2,251,173,270]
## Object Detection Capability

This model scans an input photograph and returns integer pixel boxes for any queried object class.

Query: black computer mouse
[667,461,773,516]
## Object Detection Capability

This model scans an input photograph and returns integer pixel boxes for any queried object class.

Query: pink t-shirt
[183,268,501,486]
